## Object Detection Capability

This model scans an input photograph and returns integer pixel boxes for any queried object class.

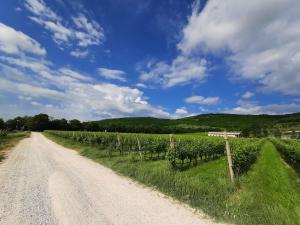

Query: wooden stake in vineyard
[135,135,143,161]
[224,132,235,183]
[169,134,176,167]
[169,134,174,150]
[116,132,124,156]
[117,133,121,147]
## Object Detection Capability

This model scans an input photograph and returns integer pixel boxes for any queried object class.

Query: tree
[83,122,99,131]
[51,119,69,130]
[5,119,17,130]
[0,118,4,130]
[31,114,50,131]
[69,119,82,131]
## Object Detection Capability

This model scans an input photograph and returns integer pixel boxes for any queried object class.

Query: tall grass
[0,132,30,162]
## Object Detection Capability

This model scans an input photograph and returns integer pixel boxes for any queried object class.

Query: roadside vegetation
[0,131,30,161]
[44,131,300,225]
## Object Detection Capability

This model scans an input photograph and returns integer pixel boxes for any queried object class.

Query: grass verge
[44,133,300,225]
[0,132,30,162]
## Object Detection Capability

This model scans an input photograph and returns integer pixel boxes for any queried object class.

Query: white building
[208,132,241,138]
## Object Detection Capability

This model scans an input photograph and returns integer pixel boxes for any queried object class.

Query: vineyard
[44,130,263,175]
[44,130,300,225]
[271,138,300,171]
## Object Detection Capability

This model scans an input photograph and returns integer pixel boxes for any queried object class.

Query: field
[44,130,300,225]
[0,131,30,161]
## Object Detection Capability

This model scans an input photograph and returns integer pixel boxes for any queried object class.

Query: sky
[0,0,300,121]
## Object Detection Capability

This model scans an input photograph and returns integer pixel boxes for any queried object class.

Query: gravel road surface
[0,132,226,225]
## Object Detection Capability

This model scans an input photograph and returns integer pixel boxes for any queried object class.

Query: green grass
[44,133,300,225]
[174,132,208,138]
[227,142,300,225]
[0,132,30,161]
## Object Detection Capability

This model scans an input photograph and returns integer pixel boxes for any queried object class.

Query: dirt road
[0,132,225,225]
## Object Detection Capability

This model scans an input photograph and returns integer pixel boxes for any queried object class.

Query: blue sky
[0,0,300,120]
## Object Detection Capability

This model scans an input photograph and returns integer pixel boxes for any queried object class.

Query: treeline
[0,114,221,133]
[0,113,295,136]
[0,114,82,132]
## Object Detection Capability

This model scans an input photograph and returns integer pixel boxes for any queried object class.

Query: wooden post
[117,133,121,147]
[224,132,235,183]
[169,134,176,167]
[169,134,174,150]
[136,135,143,160]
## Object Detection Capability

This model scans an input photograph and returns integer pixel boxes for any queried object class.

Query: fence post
[136,135,143,161]
[224,132,235,183]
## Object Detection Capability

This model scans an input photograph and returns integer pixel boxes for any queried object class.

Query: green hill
[85,113,300,134]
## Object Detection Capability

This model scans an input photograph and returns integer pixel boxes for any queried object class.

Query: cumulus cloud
[0,76,170,120]
[0,35,169,120]
[174,107,189,117]
[185,95,220,105]
[0,23,46,56]
[140,56,207,88]
[0,21,170,120]
[98,68,127,82]
[178,0,300,95]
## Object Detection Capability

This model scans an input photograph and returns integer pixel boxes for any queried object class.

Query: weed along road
[0,133,224,225]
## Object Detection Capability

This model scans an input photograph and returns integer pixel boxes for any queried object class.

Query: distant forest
[1,113,300,138]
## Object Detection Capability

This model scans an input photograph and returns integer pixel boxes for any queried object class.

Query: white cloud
[178,0,300,95]
[25,0,60,21]
[31,101,42,106]
[0,18,166,120]
[18,95,32,101]
[72,13,104,47]
[0,55,50,74]
[98,68,127,82]
[30,17,72,44]
[226,101,300,115]
[135,83,147,88]
[24,0,104,54]
[140,56,207,88]
[59,68,91,81]
[174,107,189,117]
[70,49,89,58]
[242,91,254,99]
[185,95,220,105]
[0,59,169,120]
[0,23,46,56]
[0,78,65,100]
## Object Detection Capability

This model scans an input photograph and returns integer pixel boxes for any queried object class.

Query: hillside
[87,113,300,134]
